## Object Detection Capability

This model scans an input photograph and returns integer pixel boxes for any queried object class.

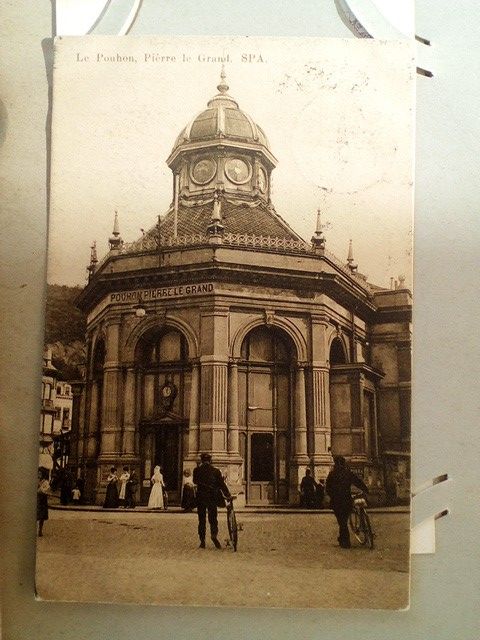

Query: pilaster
[198,307,229,459]
[186,359,200,457]
[227,358,241,459]
[311,316,333,475]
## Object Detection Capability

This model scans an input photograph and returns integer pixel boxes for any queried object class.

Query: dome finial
[217,64,229,95]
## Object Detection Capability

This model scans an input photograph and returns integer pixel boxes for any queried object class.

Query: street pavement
[36,510,410,609]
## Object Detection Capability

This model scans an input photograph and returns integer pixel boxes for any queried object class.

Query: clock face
[225,158,251,184]
[191,158,217,185]
[258,167,268,193]
[162,385,172,398]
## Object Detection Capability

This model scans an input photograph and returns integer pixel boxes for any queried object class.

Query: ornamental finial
[207,190,224,241]
[87,240,98,280]
[311,209,326,253]
[347,239,358,272]
[217,64,229,95]
[112,210,120,236]
[109,211,123,250]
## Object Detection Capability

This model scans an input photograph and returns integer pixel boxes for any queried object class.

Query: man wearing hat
[325,455,369,548]
[192,453,231,549]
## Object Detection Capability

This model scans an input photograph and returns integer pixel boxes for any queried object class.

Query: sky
[49,35,414,288]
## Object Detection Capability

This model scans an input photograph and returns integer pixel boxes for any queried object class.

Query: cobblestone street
[36,509,410,609]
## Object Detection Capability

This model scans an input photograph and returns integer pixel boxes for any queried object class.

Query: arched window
[240,326,291,363]
[329,337,347,365]
[135,327,190,420]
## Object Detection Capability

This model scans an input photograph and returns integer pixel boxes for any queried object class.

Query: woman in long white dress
[147,465,165,509]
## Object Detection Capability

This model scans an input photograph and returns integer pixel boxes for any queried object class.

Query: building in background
[39,349,73,476]
[72,71,411,506]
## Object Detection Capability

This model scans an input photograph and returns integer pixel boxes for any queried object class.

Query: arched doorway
[238,326,295,505]
[329,336,351,457]
[135,327,191,504]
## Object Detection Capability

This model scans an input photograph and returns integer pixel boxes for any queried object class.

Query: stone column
[86,380,99,458]
[99,317,122,461]
[227,358,240,456]
[187,359,200,458]
[289,362,309,503]
[294,363,309,462]
[122,365,137,457]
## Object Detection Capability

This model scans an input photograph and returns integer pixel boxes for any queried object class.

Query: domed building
[73,70,411,507]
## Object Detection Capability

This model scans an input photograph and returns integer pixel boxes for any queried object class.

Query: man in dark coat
[193,453,231,549]
[300,468,317,508]
[326,455,369,548]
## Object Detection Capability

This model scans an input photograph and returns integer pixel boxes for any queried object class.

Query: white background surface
[0,1,479,638]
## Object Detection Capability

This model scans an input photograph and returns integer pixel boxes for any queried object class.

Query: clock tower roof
[168,67,272,164]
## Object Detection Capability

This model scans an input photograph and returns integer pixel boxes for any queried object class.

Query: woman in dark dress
[103,467,119,508]
[37,468,50,536]
[124,470,138,508]
[181,469,196,512]
[60,469,73,505]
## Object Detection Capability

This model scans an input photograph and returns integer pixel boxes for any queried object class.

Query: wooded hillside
[45,284,87,380]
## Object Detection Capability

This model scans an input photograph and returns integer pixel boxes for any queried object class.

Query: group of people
[54,469,84,506]
[300,459,369,547]
[299,468,325,509]
[37,454,369,549]
[103,466,139,509]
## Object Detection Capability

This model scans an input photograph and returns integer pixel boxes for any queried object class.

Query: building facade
[40,349,74,475]
[73,71,411,506]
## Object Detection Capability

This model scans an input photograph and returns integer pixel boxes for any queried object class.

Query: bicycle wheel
[361,510,374,549]
[349,508,366,544]
[227,506,238,551]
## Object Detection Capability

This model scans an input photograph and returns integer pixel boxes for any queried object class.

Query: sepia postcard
[36,35,414,609]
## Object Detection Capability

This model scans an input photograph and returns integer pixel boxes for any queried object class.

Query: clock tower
[166,67,277,205]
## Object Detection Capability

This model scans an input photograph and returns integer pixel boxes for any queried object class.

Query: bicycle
[349,491,374,549]
[223,495,238,551]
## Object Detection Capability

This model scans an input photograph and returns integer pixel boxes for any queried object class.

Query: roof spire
[109,210,123,250]
[112,210,120,236]
[311,209,326,254]
[217,64,229,95]
[347,239,358,272]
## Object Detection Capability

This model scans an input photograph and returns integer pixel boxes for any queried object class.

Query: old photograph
[37,35,413,608]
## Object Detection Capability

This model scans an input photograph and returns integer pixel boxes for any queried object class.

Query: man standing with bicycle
[326,455,369,548]
[193,453,231,549]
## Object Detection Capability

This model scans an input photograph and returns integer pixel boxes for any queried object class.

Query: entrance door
[153,426,180,502]
[248,432,274,504]
[240,326,294,505]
